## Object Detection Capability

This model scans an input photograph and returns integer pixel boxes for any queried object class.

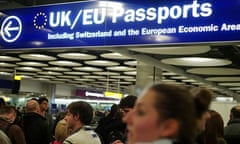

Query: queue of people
[0,83,240,144]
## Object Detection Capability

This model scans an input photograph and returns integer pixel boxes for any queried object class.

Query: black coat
[224,119,240,144]
[23,112,51,144]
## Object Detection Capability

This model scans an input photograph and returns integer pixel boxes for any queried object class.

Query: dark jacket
[23,112,51,144]
[0,117,26,144]
[224,119,240,144]
[95,115,126,144]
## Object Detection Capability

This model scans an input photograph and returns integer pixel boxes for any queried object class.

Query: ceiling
[0,45,240,98]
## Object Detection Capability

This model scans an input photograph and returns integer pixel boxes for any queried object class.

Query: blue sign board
[1,0,240,49]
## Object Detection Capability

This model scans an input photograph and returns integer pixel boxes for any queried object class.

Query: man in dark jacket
[224,105,240,144]
[23,99,51,144]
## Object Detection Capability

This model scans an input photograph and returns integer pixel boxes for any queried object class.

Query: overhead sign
[1,0,240,49]
[104,91,123,99]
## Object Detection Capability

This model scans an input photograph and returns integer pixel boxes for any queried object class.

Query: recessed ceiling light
[162,72,177,76]
[111,75,134,79]
[99,79,119,82]
[206,77,240,82]
[19,54,56,61]
[57,75,79,79]
[38,71,62,75]
[21,75,33,79]
[171,76,188,80]
[0,62,16,67]
[0,68,13,72]
[35,75,56,79]
[93,72,120,76]
[229,87,240,90]
[16,67,41,72]
[0,56,21,61]
[43,67,71,72]
[73,67,102,72]
[112,81,133,84]
[182,79,196,82]
[124,61,138,66]
[187,68,240,75]
[218,83,240,86]
[85,60,119,66]
[0,72,12,75]
[58,53,96,60]
[124,79,136,82]
[52,78,71,81]
[161,57,232,67]
[101,53,131,60]
[192,82,204,85]
[17,62,48,67]
[83,75,106,79]
[16,72,36,76]
[64,72,90,75]
[130,46,211,55]
[107,66,136,71]
[124,71,137,75]
[74,78,95,82]
[49,61,82,66]
[34,78,50,81]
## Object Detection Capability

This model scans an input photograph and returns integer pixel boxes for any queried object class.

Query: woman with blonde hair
[52,120,71,144]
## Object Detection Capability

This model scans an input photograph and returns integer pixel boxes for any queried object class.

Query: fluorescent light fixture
[216,97,234,102]
[85,91,104,97]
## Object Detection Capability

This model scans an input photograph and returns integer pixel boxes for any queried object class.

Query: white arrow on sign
[1,15,22,43]
[4,21,20,37]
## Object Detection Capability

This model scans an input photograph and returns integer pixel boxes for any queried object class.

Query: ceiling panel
[130,46,211,55]
[161,57,232,67]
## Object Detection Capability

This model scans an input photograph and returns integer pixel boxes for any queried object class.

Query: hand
[112,140,124,144]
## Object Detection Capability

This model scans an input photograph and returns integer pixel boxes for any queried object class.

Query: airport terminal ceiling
[0,0,240,100]
[0,45,240,98]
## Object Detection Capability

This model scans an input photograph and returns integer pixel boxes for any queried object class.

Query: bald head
[26,100,40,113]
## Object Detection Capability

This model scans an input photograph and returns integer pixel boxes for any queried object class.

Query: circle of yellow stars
[33,12,47,30]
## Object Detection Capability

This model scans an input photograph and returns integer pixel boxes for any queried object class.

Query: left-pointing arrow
[4,21,20,37]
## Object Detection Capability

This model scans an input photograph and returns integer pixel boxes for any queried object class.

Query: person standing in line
[63,101,102,144]
[191,87,213,144]
[224,105,240,144]
[38,97,54,135]
[23,99,51,144]
[203,110,227,144]
[111,95,137,144]
[0,106,26,144]
[122,84,197,144]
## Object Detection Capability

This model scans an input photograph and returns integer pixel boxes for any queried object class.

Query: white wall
[210,101,239,126]
[20,79,48,93]
[55,84,76,97]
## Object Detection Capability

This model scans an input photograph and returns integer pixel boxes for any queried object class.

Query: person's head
[0,105,16,123]
[119,95,137,116]
[38,97,49,112]
[108,104,119,117]
[191,87,212,132]
[0,98,5,108]
[55,119,70,143]
[230,105,240,120]
[25,99,40,113]
[64,101,93,131]
[204,110,224,144]
[123,84,196,143]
